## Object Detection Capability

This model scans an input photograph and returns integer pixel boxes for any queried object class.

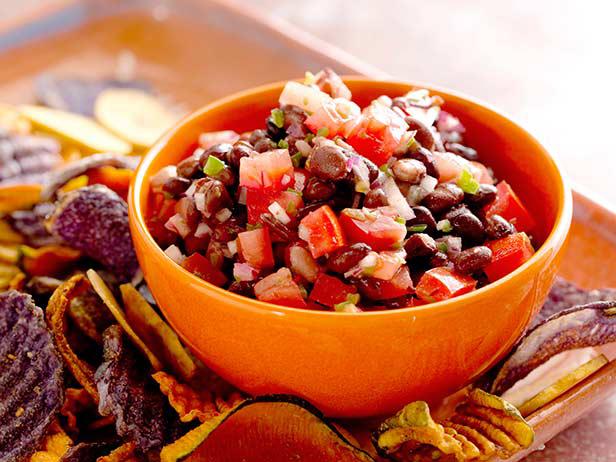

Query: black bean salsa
[148,69,536,311]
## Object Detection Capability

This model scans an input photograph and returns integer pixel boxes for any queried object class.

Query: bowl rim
[130,75,573,318]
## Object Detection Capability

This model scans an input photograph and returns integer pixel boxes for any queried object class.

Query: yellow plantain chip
[518,354,608,417]
[0,219,24,244]
[29,427,72,462]
[467,388,523,418]
[0,102,31,134]
[120,284,196,381]
[94,89,177,149]
[160,413,227,462]
[47,274,99,401]
[449,414,520,455]
[0,184,42,213]
[86,269,163,371]
[0,244,20,264]
[457,404,534,447]
[19,105,132,154]
[152,371,218,423]
[444,427,481,460]
[447,423,496,458]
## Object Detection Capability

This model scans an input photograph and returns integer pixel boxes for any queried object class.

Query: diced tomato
[87,166,132,199]
[415,267,477,303]
[298,205,346,258]
[432,150,473,183]
[309,273,357,308]
[147,194,178,246]
[484,181,535,232]
[484,232,535,282]
[254,267,307,308]
[237,227,275,269]
[182,253,228,287]
[239,149,294,190]
[245,189,304,224]
[305,99,360,138]
[359,266,414,301]
[184,232,211,255]
[345,103,408,165]
[339,207,406,251]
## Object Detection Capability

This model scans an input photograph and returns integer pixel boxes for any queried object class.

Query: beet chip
[0,290,64,462]
[95,325,177,456]
[47,185,139,282]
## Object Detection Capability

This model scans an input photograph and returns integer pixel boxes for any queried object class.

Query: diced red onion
[382,177,414,220]
[199,130,240,149]
[185,181,198,198]
[350,158,370,193]
[194,192,206,213]
[268,201,291,225]
[293,171,307,192]
[164,244,185,265]
[289,245,319,282]
[194,222,212,238]
[165,213,191,238]
[237,187,247,205]
[233,262,259,282]
[295,140,312,156]
[150,166,177,193]
[215,208,232,223]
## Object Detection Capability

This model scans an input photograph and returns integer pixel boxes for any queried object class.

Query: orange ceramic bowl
[129,77,572,418]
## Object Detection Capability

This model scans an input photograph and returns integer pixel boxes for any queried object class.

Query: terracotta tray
[0,1,614,460]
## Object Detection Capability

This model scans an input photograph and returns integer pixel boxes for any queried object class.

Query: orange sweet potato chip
[22,245,81,277]
[152,371,218,423]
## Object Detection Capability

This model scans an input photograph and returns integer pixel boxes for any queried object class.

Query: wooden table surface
[1,1,615,461]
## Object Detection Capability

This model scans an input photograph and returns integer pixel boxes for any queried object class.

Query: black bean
[162,176,191,197]
[326,243,372,274]
[215,166,236,187]
[465,184,497,208]
[196,179,232,218]
[392,158,426,184]
[282,105,307,128]
[254,138,276,153]
[303,177,336,202]
[445,142,478,161]
[176,156,201,179]
[266,115,286,141]
[429,251,449,268]
[213,217,245,242]
[227,141,252,168]
[364,188,388,208]
[423,183,464,213]
[407,147,440,179]
[307,145,348,181]
[407,206,437,232]
[260,212,297,242]
[404,233,437,259]
[405,116,435,150]
[176,196,200,229]
[445,206,485,242]
[228,280,255,297]
[455,246,492,274]
[349,153,379,183]
[485,214,516,240]
[199,143,233,168]
[248,129,269,145]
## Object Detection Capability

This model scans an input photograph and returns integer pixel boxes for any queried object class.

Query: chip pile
[0,76,615,462]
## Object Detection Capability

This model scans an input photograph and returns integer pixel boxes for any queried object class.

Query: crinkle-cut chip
[152,372,218,423]
[518,354,609,417]
[0,290,64,462]
[47,186,138,282]
[444,427,481,460]
[94,325,177,456]
[491,300,616,396]
[95,442,142,462]
[40,153,139,202]
[47,275,99,401]
[120,284,196,380]
[534,278,616,328]
[456,404,533,448]
[448,414,519,455]
[87,270,163,371]
[59,441,117,462]
[60,388,95,434]
[161,395,374,462]
[68,286,114,344]
[29,428,72,462]
[21,245,81,277]
[373,401,464,460]
[447,423,496,458]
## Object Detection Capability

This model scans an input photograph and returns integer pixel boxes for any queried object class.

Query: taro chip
[47,186,139,282]
[0,291,64,462]
[491,300,616,396]
[87,270,163,371]
[68,285,115,344]
[95,325,179,456]
[120,284,196,381]
[47,275,99,401]
[533,277,616,328]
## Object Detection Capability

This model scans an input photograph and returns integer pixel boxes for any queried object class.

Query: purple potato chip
[40,153,140,202]
[95,325,177,456]
[9,202,61,247]
[47,185,139,283]
[532,277,616,328]
[0,133,62,185]
[35,75,152,117]
[59,441,118,462]
[491,300,616,395]
[0,290,64,462]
